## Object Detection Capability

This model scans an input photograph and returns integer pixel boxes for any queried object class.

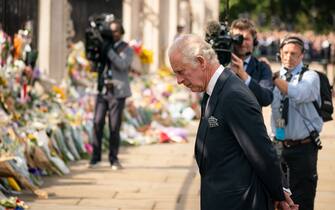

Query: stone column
[189,0,205,36]
[38,0,68,82]
[179,0,191,33]
[38,0,51,75]
[49,0,68,82]
[142,0,160,72]
[188,0,219,36]
[205,0,219,22]
[122,0,132,42]
[160,0,178,67]
[123,0,143,42]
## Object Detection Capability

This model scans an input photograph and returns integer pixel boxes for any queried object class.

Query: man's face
[231,28,254,57]
[169,51,206,92]
[110,23,122,42]
[280,43,304,70]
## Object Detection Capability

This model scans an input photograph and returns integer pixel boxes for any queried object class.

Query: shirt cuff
[244,75,251,86]
[283,187,292,196]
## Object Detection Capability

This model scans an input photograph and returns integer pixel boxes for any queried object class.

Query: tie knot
[203,93,209,101]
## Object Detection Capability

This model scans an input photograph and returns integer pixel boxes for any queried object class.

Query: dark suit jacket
[195,69,285,210]
[245,56,273,106]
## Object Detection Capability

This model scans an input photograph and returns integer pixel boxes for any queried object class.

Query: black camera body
[310,130,322,150]
[85,13,115,72]
[206,21,243,66]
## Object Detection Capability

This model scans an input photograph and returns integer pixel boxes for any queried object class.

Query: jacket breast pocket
[207,115,224,130]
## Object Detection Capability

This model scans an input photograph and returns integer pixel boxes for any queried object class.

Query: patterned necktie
[285,71,293,81]
[282,71,293,125]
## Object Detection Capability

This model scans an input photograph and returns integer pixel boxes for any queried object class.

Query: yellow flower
[27,133,35,140]
[166,84,174,93]
[0,75,7,87]
[158,65,173,77]
[52,86,67,100]
[139,48,153,64]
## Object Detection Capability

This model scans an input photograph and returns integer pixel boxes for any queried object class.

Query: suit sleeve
[248,61,273,106]
[225,88,285,201]
[108,46,134,72]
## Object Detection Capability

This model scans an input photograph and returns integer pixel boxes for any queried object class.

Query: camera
[310,130,322,150]
[205,21,243,66]
[85,13,115,72]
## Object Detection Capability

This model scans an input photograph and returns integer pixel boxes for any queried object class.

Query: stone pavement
[21,121,201,210]
[22,105,335,210]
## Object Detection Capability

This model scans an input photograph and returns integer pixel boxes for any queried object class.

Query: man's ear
[278,50,283,62]
[196,56,206,70]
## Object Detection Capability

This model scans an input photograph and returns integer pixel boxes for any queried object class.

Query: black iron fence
[69,0,122,42]
[0,0,38,48]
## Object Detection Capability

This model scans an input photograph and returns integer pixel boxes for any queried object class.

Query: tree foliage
[220,0,335,33]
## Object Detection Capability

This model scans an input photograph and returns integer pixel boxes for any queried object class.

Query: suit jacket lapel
[196,97,208,174]
[246,56,256,75]
[195,69,231,175]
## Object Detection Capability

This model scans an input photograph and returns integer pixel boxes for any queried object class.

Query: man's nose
[286,53,294,59]
[176,75,184,84]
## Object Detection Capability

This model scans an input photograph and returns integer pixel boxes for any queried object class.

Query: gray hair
[168,34,218,66]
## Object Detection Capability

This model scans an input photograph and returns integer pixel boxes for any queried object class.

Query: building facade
[2,0,219,81]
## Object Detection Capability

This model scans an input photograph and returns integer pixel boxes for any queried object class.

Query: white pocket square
[208,116,219,128]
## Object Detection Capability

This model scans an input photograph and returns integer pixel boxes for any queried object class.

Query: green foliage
[220,0,335,33]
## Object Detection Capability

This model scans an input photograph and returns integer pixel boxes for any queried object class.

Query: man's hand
[230,53,249,81]
[275,191,299,210]
[272,71,280,82]
[272,74,289,95]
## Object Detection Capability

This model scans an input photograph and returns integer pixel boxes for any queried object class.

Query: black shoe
[110,160,123,170]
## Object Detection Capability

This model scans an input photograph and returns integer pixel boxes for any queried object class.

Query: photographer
[271,35,323,210]
[89,19,134,170]
[229,18,273,107]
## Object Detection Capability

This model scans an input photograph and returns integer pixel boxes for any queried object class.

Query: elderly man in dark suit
[229,18,273,107]
[168,34,298,210]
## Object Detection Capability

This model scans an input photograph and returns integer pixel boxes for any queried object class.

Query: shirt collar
[244,56,251,65]
[206,65,225,96]
[114,40,122,48]
[243,56,251,70]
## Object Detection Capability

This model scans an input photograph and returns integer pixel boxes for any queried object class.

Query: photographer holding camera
[229,18,273,107]
[89,19,134,170]
[271,35,323,210]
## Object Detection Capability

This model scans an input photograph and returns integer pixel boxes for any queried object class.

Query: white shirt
[243,56,252,86]
[206,65,225,96]
[205,65,225,110]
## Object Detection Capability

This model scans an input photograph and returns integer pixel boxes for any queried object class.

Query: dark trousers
[282,142,318,210]
[91,93,125,163]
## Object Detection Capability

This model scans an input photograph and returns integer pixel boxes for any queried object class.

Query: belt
[282,137,312,148]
